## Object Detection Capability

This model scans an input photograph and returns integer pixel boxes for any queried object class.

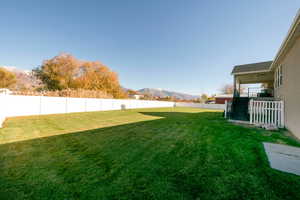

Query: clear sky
[1,0,299,95]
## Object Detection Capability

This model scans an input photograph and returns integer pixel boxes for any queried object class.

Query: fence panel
[0,95,175,123]
[249,100,284,128]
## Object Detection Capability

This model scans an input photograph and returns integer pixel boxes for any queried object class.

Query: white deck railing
[249,100,284,128]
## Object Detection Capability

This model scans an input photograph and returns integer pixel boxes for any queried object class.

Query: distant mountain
[1,66,41,90]
[2,66,31,75]
[138,88,199,100]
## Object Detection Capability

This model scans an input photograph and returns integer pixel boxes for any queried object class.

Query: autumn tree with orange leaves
[0,67,16,88]
[34,53,127,98]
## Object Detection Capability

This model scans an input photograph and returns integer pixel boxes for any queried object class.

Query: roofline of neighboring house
[270,9,300,71]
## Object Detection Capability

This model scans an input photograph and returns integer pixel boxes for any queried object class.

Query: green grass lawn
[0,107,300,200]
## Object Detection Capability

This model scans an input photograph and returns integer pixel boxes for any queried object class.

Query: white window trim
[274,64,283,89]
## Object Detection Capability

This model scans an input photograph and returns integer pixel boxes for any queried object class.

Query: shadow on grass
[0,110,221,145]
[0,111,300,200]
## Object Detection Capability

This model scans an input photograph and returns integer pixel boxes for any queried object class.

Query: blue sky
[1,0,299,95]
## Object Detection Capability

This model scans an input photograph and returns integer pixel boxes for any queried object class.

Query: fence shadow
[0,111,223,146]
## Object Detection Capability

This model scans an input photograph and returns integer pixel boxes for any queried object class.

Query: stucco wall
[275,37,300,139]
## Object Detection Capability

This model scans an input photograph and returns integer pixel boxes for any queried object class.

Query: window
[275,65,283,88]
[279,65,283,86]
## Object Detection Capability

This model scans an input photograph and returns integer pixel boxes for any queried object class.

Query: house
[0,88,13,95]
[215,94,248,104]
[214,94,232,104]
[205,96,215,104]
[129,94,144,100]
[227,9,300,139]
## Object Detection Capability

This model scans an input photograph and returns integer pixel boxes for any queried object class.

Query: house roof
[232,9,300,75]
[215,94,233,98]
[270,9,300,70]
[215,94,248,98]
[231,61,272,75]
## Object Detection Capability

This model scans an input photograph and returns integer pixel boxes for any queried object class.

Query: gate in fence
[249,100,284,128]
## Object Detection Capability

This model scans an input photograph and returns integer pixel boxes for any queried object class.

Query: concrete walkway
[264,142,300,176]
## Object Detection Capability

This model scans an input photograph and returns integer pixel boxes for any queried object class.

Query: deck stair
[231,97,250,121]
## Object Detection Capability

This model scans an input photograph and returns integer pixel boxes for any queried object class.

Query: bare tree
[220,84,234,94]
[220,84,246,94]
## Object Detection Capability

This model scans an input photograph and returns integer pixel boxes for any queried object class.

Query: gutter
[231,69,270,75]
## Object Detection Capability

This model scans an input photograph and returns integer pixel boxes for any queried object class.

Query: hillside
[138,88,198,100]
[2,66,40,90]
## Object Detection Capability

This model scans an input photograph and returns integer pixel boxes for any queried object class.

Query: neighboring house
[205,96,215,104]
[129,94,144,100]
[215,94,233,104]
[227,9,300,139]
[215,94,247,104]
[0,88,13,95]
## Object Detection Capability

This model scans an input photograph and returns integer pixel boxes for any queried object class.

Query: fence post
[84,98,87,112]
[39,95,42,115]
[65,97,68,113]
[99,99,102,111]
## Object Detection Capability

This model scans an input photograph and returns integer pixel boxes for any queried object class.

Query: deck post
[225,100,227,118]
[249,99,253,124]
[281,101,285,128]
[233,76,238,97]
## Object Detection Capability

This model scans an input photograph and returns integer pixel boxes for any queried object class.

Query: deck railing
[249,100,284,128]
[248,87,273,98]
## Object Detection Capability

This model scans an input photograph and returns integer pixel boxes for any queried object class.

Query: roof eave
[270,9,300,71]
[231,69,270,75]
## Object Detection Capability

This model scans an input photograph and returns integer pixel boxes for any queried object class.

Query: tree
[72,61,127,98]
[200,93,208,103]
[34,53,127,98]
[220,84,234,94]
[127,89,138,95]
[33,53,79,90]
[220,84,246,95]
[0,67,16,88]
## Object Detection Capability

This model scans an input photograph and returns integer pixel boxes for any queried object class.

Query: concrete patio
[264,142,300,176]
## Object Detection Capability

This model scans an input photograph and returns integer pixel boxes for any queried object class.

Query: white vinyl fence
[175,102,226,110]
[0,95,175,127]
[249,100,284,128]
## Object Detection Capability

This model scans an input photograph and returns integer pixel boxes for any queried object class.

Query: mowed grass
[0,107,300,200]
